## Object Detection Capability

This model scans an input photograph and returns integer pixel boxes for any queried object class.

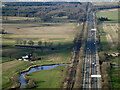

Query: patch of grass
[28,65,67,88]
[96,10,118,22]
[110,67,120,88]
[2,61,33,89]
[110,57,120,65]
[98,22,109,52]
[49,38,65,40]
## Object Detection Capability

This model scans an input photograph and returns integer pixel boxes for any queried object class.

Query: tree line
[2,2,87,22]
[16,40,55,47]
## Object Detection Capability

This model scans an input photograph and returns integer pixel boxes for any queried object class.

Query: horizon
[0,0,119,2]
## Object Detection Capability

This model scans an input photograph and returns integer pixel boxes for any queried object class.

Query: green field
[27,65,67,88]
[110,67,120,88]
[96,8,119,54]
[96,9,119,22]
[98,22,109,52]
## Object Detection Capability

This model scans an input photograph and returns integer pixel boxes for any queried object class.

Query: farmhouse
[18,54,32,61]
[107,52,120,57]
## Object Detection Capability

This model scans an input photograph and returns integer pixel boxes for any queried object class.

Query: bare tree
[20,40,23,45]
[49,42,53,47]
[23,40,27,45]
[58,43,61,47]
[28,40,34,46]
[44,41,47,47]
[38,41,42,46]
[16,40,20,44]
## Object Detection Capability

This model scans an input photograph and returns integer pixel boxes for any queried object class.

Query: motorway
[82,10,100,88]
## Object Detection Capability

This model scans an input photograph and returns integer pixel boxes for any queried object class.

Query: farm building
[18,54,32,61]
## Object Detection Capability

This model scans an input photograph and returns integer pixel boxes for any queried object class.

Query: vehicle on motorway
[95,64,97,67]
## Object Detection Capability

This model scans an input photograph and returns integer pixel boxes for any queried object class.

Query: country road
[82,10,101,88]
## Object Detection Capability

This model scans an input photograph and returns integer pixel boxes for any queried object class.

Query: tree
[20,40,23,45]
[16,40,20,44]
[58,43,61,47]
[44,42,47,47]
[49,42,53,47]
[99,52,106,64]
[38,41,42,46]
[28,40,34,46]
[23,40,27,45]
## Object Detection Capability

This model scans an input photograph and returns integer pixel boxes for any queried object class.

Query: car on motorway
[94,64,97,67]
[92,62,94,65]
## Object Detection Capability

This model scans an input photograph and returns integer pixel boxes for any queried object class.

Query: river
[19,64,68,88]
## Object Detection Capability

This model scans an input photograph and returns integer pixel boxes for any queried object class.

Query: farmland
[2,15,83,89]
[2,20,80,62]
[92,2,118,6]
[96,9,118,22]
[2,2,86,88]
[96,9,119,52]
[96,8,119,88]
[2,2,120,89]
[2,22,76,45]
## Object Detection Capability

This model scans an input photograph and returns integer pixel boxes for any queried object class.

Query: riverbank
[21,64,68,88]
[7,63,70,89]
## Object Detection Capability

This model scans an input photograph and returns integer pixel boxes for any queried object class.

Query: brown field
[99,9,118,12]
[92,2,118,6]
[2,22,77,45]
[103,23,118,46]
[2,16,36,21]
[106,34,113,45]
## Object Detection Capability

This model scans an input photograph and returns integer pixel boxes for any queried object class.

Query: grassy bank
[2,61,32,89]
[27,65,67,88]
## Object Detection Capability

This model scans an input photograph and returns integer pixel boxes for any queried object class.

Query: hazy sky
[0,0,119,2]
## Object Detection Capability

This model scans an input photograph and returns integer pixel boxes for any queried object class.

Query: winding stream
[19,64,68,87]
